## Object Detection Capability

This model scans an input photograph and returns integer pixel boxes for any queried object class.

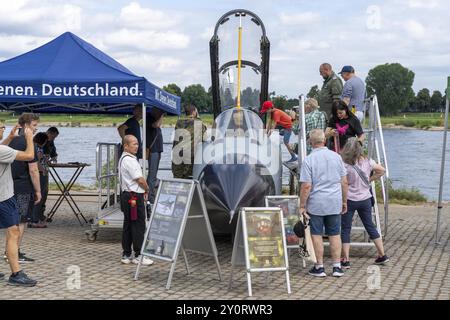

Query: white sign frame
[229,207,291,297]
[134,178,222,289]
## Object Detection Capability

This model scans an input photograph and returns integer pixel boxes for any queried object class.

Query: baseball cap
[260,101,274,114]
[338,66,355,74]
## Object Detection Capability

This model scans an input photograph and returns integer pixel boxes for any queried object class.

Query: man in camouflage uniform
[172,105,207,179]
[318,63,343,119]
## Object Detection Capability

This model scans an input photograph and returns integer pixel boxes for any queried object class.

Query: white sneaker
[132,256,154,266]
[121,255,132,264]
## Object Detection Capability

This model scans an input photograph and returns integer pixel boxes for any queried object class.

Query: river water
[5,126,450,201]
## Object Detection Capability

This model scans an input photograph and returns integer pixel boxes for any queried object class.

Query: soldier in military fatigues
[172,105,207,179]
[318,63,343,120]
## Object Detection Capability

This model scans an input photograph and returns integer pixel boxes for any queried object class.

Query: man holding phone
[0,122,37,286]
[7,113,41,264]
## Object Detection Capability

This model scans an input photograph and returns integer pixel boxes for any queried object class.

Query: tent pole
[436,78,450,245]
[298,95,306,194]
[142,103,147,194]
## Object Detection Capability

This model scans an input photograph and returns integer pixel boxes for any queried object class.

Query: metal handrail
[366,95,390,236]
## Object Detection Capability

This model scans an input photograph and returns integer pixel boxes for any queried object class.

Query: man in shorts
[299,129,348,278]
[0,122,37,286]
[7,113,41,264]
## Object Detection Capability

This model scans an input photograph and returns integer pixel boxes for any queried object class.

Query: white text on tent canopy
[155,88,177,110]
[42,83,142,97]
[0,85,34,96]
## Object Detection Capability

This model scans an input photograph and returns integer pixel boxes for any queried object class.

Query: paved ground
[0,196,448,300]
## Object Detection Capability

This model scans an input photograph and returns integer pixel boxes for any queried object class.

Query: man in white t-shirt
[0,123,37,286]
[119,135,153,266]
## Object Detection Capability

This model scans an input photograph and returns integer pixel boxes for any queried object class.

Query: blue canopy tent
[0,32,181,210]
[0,32,180,115]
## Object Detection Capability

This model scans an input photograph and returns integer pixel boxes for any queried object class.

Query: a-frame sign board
[265,195,307,268]
[229,207,291,297]
[134,178,222,289]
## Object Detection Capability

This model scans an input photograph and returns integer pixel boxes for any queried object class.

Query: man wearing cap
[339,66,366,122]
[261,101,298,162]
[318,63,343,119]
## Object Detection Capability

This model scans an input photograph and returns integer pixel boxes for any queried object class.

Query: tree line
[164,63,448,116]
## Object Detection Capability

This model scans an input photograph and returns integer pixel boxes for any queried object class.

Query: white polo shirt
[119,152,145,194]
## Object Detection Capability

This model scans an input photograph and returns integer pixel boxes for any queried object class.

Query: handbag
[294,215,317,263]
[352,163,375,207]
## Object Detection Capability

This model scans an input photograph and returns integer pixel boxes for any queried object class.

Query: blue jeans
[341,199,380,244]
[146,152,161,203]
[309,213,341,236]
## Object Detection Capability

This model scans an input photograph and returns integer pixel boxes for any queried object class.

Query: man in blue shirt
[300,129,348,278]
[339,66,366,122]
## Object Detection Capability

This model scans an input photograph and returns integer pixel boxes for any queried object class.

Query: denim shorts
[0,197,20,229]
[309,213,341,236]
[283,128,292,144]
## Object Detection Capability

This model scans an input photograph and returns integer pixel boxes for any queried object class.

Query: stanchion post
[435,77,450,244]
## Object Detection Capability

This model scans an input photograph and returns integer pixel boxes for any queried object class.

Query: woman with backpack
[340,137,389,268]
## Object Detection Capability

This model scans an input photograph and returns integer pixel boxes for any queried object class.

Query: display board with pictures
[142,179,193,260]
[265,196,300,248]
[136,179,222,290]
[243,208,287,270]
[230,207,291,297]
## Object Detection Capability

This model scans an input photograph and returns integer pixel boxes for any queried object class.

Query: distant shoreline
[382,124,447,131]
[32,122,448,131]
[1,112,448,131]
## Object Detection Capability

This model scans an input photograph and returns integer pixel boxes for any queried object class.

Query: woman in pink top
[340,137,389,268]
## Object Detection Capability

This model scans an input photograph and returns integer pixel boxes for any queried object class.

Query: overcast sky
[0,0,449,98]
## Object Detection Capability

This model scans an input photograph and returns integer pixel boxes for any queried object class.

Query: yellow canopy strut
[237,23,242,109]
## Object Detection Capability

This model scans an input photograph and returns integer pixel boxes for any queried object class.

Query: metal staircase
[296,94,390,247]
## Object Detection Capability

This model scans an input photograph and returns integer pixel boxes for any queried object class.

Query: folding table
[47,162,90,225]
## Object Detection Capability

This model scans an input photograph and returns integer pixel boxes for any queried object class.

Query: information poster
[243,209,286,269]
[143,180,192,259]
[265,197,300,246]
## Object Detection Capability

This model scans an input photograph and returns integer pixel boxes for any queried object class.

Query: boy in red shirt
[261,101,298,162]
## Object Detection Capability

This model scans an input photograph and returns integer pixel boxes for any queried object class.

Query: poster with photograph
[154,194,176,216]
[265,197,300,246]
[143,180,193,260]
[243,209,286,269]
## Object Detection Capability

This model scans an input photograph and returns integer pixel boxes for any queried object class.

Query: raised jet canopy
[210,9,270,117]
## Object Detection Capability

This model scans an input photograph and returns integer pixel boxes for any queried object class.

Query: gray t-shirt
[341,76,366,112]
[0,145,18,202]
[300,147,347,216]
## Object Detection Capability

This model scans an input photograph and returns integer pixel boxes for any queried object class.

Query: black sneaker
[341,260,351,269]
[375,255,390,265]
[8,270,37,287]
[332,266,344,277]
[308,266,327,277]
[18,252,35,263]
